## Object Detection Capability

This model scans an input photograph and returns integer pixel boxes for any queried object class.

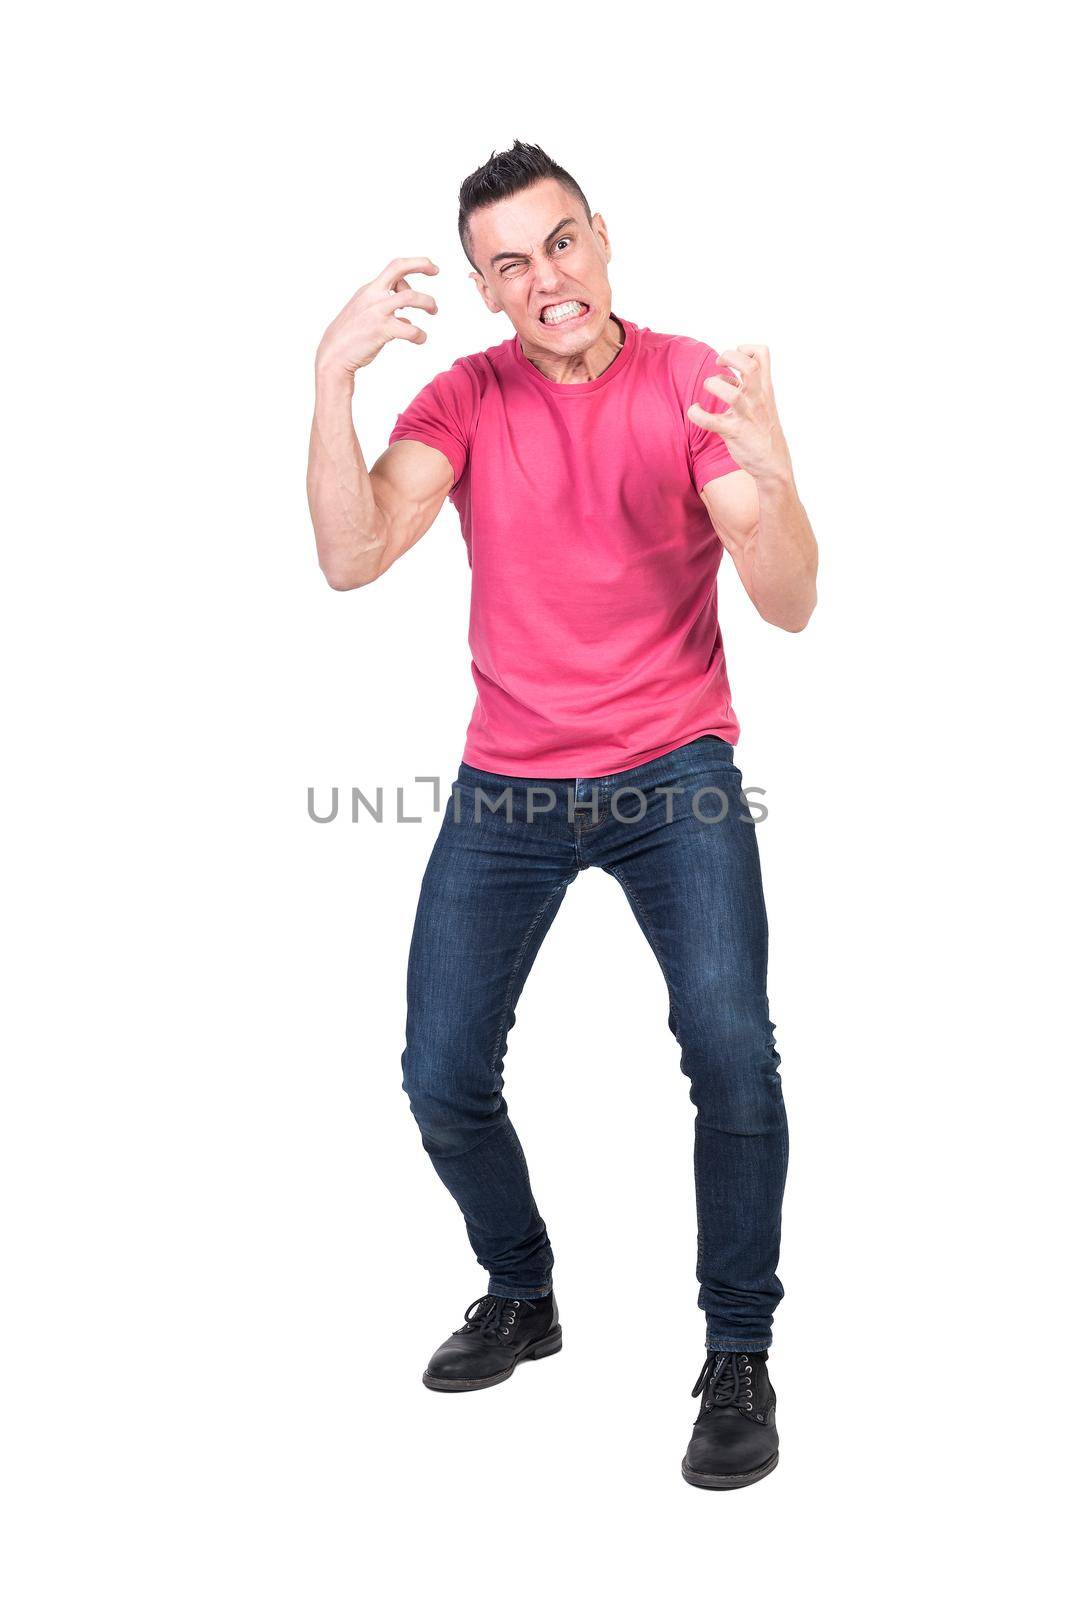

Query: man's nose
[532,257,569,295]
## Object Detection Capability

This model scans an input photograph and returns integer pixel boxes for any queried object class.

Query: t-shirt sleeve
[686,345,742,492]
[387,358,478,491]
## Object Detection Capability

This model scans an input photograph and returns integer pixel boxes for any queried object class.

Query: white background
[3,2,1064,1594]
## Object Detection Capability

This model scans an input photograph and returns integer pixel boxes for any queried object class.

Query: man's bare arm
[307,256,446,590]
[700,468,817,633]
[691,345,818,632]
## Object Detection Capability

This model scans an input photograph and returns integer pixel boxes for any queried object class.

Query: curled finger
[703,374,749,409]
[717,348,759,378]
[687,401,731,434]
[390,315,428,344]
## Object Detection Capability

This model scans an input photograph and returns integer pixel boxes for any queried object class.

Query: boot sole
[422,1326,563,1391]
[681,1451,779,1490]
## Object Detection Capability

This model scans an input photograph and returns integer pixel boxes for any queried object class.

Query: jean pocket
[676,740,740,783]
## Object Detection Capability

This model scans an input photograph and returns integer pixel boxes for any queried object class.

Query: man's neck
[521,314,625,384]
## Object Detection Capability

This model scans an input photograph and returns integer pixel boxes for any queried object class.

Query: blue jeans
[400,735,787,1352]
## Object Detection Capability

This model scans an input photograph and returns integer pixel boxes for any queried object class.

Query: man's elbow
[762,588,817,633]
[320,546,386,590]
[322,565,373,591]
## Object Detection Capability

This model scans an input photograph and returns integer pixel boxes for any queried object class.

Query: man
[307,142,817,1491]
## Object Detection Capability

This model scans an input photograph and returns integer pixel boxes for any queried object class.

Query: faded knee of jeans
[401,1045,503,1157]
[680,1008,783,1135]
[687,1056,784,1135]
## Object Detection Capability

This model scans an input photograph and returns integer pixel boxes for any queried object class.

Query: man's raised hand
[315,257,439,380]
[687,345,792,483]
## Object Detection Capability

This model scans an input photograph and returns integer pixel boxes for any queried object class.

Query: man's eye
[554,237,571,251]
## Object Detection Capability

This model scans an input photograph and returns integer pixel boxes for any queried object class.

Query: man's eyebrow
[490,217,577,267]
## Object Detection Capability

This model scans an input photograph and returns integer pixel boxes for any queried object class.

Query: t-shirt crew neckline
[510,313,637,394]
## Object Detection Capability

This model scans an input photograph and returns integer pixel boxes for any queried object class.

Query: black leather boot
[422,1292,562,1391]
[682,1350,779,1489]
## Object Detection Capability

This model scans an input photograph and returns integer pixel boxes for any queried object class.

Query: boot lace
[462,1295,522,1343]
[691,1351,755,1413]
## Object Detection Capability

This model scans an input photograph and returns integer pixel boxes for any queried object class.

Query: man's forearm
[742,469,818,632]
[688,345,818,632]
[307,367,387,589]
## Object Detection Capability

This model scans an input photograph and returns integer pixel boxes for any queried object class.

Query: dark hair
[458,140,593,273]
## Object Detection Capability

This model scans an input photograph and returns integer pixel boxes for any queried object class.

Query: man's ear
[592,210,611,263]
[470,269,501,314]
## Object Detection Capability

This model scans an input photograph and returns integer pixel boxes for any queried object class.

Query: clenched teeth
[541,300,587,324]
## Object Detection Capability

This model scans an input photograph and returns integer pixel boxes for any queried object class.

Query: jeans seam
[582,776,612,832]
[487,1280,553,1298]
[704,1340,773,1353]
[602,862,678,1015]
[574,780,610,836]
[487,875,574,1078]
[603,861,706,1273]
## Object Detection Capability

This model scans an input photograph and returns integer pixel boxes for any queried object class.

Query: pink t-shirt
[388,314,742,777]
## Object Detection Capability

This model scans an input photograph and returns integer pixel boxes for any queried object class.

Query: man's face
[467,177,614,350]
